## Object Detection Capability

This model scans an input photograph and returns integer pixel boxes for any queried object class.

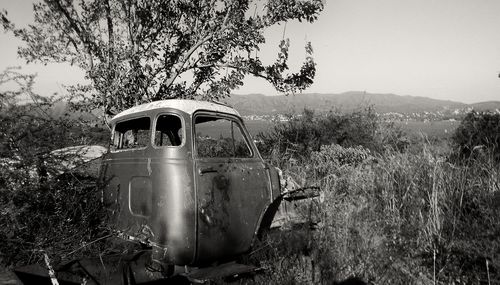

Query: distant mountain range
[44,91,500,119]
[223,92,500,116]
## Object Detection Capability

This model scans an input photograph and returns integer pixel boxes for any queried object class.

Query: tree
[0,67,58,163]
[1,0,323,118]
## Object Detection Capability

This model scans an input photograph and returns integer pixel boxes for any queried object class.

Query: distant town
[243,106,500,123]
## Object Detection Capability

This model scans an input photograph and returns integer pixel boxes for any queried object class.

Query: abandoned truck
[102,100,298,276]
[14,99,314,284]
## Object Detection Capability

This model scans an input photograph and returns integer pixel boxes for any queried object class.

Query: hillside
[41,92,499,118]
[223,92,489,116]
[469,101,500,112]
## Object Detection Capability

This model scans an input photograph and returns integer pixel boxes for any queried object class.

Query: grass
[394,120,460,139]
[247,141,500,284]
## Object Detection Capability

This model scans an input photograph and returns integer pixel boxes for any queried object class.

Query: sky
[1,0,500,104]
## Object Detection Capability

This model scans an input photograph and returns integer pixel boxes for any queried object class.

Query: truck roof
[110,99,240,124]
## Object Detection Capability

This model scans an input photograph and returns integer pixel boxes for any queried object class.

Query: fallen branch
[42,251,59,285]
[63,233,113,258]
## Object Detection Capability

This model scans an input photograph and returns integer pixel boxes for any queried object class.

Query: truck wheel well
[255,198,282,240]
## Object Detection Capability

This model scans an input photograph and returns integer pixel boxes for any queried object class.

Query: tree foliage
[1,0,323,117]
[0,68,63,163]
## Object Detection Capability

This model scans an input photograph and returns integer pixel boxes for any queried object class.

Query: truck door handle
[199,167,218,175]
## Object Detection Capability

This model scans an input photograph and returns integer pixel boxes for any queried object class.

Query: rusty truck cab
[100,100,282,267]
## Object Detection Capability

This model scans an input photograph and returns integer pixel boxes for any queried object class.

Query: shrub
[256,108,322,164]
[0,100,109,267]
[257,106,406,164]
[452,111,500,162]
[0,172,107,266]
[317,107,378,150]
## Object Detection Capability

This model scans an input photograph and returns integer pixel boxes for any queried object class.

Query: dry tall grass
[248,142,499,284]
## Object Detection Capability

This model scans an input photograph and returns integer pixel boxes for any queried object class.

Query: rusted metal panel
[195,159,270,263]
[192,111,273,263]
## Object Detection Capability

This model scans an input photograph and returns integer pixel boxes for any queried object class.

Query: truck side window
[195,115,252,158]
[154,114,183,147]
[112,117,150,151]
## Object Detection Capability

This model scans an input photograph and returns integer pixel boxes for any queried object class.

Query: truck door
[193,113,270,263]
[102,116,152,237]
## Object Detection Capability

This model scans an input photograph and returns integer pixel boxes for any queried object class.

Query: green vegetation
[256,107,408,164]
[247,109,500,284]
[394,120,460,140]
[0,68,110,267]
[0,172,106,266]
[0,115,108,267]
[452,111,500,162]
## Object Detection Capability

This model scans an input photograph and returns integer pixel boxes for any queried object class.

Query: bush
[256,109,322,163]
[0,172,107,266]
[310,144,373,178]
[452,111,500,162]
[0,100,109,267]
[257,107,407,165]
